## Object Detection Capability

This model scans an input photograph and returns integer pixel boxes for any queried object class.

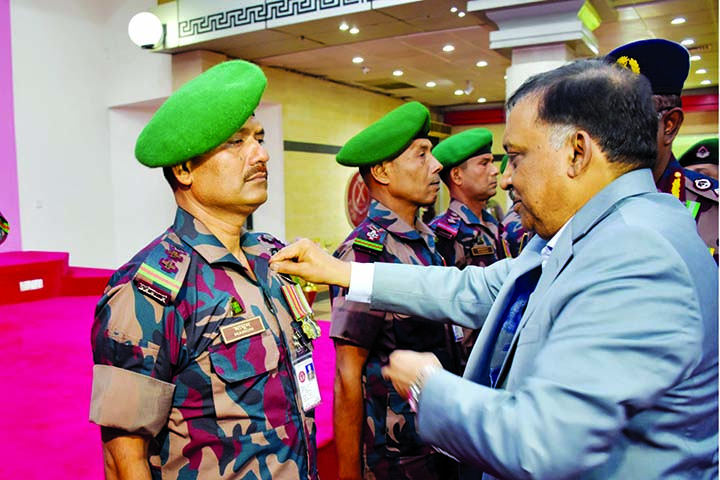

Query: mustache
[244,165,268,181]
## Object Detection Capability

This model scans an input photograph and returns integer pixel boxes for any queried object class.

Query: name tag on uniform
[471,245,495,256]
[293,355,321,412]
[220,316,265,345]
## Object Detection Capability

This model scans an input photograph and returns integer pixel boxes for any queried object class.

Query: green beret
[679,138,718,167]
[432,128,493,169]
[336,101,430,167]
[500,154,509,174]
[135,60,267,168]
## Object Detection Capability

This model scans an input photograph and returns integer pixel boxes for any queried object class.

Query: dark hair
[506,58,657,170]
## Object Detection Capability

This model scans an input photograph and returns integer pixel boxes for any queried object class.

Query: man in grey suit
[271,59,718,479]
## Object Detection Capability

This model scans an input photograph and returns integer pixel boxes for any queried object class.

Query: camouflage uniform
[330,200,459,480]
[500,209,532,259]
[657,157,719,263]
[90,207,318,480]
[430,199,505,370]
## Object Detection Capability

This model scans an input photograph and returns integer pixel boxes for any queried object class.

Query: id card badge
[452,324,464,342]
[293,354,321,412]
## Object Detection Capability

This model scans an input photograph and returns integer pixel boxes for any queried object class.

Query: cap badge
[616,56,641,75]
[696,146,710,159]
[694,178,712,191]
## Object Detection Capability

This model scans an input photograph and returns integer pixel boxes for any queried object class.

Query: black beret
[679,138,718,167]
[606,39,690,95]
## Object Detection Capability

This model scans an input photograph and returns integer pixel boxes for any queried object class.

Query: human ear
[660,108,684,147]
[173,161,193,187]
[370,161,391,185]
[567,131,591,178]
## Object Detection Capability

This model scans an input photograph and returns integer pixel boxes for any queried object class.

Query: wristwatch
[407,364,441,413]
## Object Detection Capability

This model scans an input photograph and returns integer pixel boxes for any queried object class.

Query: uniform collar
[367,199,434,241]
[173,207,248,268]
[449,198,498,228]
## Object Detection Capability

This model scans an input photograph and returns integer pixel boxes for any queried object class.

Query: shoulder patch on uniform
[431,212,460,240]
[133,233,190,305]
[685,175,719,202]
[351,224,386,255]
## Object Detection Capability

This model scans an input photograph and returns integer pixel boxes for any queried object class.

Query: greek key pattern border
[179,0,369,38]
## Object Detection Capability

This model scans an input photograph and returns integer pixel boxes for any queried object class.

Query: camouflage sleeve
[329,244,386,350]
[90,277,180,436]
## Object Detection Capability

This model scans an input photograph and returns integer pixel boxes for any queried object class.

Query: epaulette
[351,223,387,256]
[431,211,460,240]
[133,232,190,306]
[684,171,719,203]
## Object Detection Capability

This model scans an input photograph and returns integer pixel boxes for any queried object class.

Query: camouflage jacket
[501,208,532,259]
[90,207,318,480]
[430,199,505,369]
[329,200,459,479]
[430,199,505,269]
[657,157,718,263]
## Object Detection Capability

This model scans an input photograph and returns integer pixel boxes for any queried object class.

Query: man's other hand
[270,238,352,287]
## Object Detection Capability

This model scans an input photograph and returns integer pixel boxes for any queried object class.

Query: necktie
[489,265,542,387]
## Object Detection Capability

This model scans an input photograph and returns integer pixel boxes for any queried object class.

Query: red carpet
[0,251,337,479]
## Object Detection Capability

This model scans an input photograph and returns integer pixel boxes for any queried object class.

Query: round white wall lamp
[128,12,164,49]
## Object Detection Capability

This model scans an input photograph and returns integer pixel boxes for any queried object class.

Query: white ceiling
[171,0,718,107]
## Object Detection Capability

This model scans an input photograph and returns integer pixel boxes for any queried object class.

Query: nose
[252,141,269,165]
[490,162,500,178]
[429,153,442,175]
[500,161,513,191]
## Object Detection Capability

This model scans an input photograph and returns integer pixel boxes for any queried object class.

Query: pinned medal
[282,283,321,340]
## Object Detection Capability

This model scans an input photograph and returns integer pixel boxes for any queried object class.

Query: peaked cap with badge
[336,101,431,167]
[135,60,267,168]
[679,138,718,168]
[606,38,690,95]
[432,128,493,170]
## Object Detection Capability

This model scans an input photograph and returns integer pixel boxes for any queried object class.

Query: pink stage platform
[0,251,337,479]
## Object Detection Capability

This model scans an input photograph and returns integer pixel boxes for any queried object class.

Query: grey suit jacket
[371,169,718,479]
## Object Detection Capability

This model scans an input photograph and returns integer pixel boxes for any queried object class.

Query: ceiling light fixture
[681,38,695,46]
[425,81,437,88]
[454,89,464,96]
[701,79,712,85]
[339,22,349,31]
[352,56,364,64]
[393,69,404,77]
[450,6,458,13]
[690,55,701,61]
[696,68,708,74]
[477,97,487,103]
[671,17,686,25]
[476,60,488,67]
[458,11,466,17]
[349,26,360,35]
[443,44,455,52]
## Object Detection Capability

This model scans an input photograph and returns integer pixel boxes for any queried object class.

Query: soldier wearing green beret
[429,128,505,371]
[90,60,320,479]
[607,39,718,263]
[330,102,459,480]
[679,138,718,180]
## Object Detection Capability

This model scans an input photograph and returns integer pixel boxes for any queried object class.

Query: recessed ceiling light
[690,55,701,61]
[339,22,349,31]
[477,97,487,103]
[458,11,466,17]
[349,26,360,35]
[392,69,404,77]
[352,56,364,64]
[671,17,686,25]
[503,75,508,80]
[696,68,708,74]
[681,38,695,46]
[450,6,458,13]
[443,44,455,52]
[476,60,488,67]
[454,89,464,96]
[701,79,712,85]
[425,81,437,88]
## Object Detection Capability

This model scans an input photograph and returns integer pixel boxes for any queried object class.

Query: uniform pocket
[385,390,424,458]
[208,329,292,431]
